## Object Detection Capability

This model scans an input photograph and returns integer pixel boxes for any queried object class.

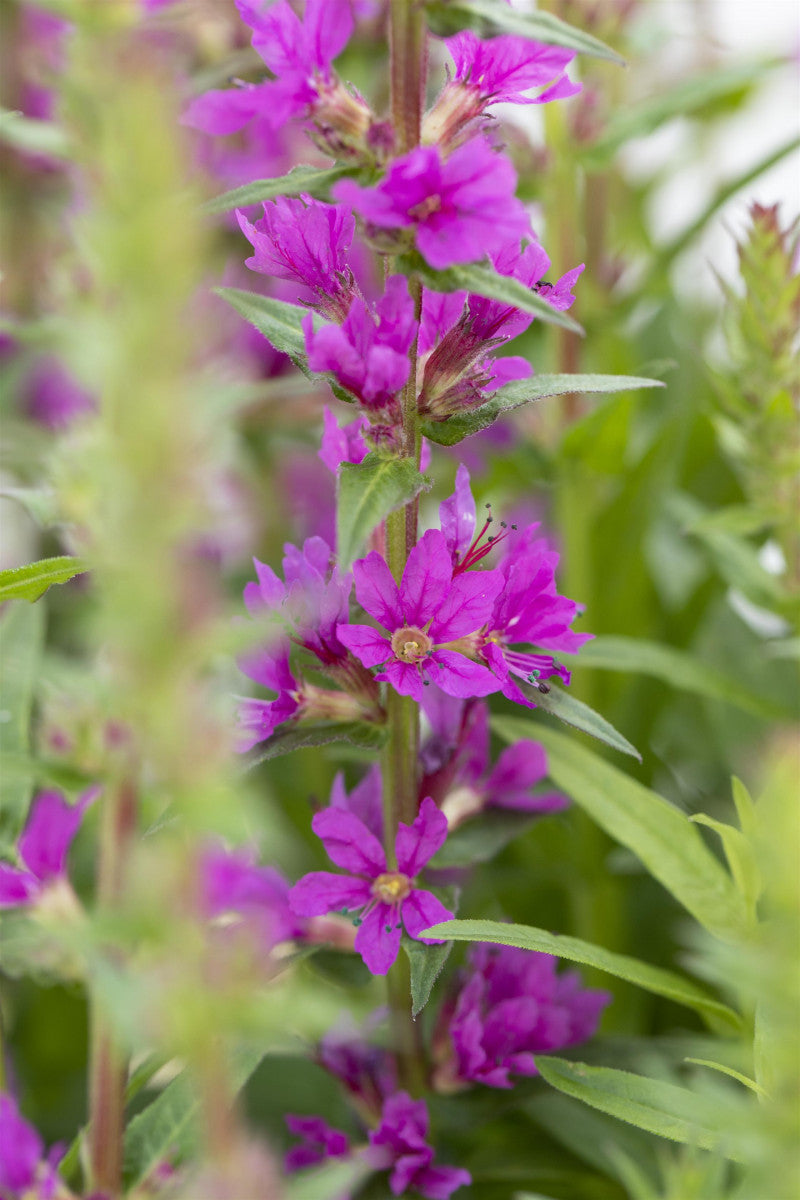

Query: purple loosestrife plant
[366,1092,471,1199]
[0,1093,64,1200]
[0,789,97,911]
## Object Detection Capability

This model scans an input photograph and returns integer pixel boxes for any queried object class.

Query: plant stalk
[87,776,138,1198]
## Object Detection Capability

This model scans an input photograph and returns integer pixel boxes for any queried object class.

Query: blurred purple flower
[289,797,453,975]
[319,407,370,472]
[23,358,94,429]
[236,639,302,752]
[330,763,383,841]
[201,844,304,950]
[284,1115,350,1172]
[334,140,529,270]
[366,1092,471,1198]
[318,1017,397,1116]
[0,1092,63,1200]
[0,788,97,910]
[442,945,610,1088]
[338,529,503,702]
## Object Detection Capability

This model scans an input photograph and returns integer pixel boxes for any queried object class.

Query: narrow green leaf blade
[0,557,87,603]
[203,164,359,215]
[562,635,791,721]
[337,453,429,568]
[529,682,641,760]
[0,602,45,849]
[403,936,454,1017]
[690,814,760,916]
[423,374,664,445]
[215,288,308,368]
[0,107,70,158]
[425,0,625,64]
[410,259,584,333]
[123,1047,264,1187]
[244,721,387,767]
[418,919,742,1031]
[535,1057,747,1161]
[494,721,749,941]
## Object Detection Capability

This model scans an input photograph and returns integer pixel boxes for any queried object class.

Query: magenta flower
[289,797,453,975]
[284,1115,350,1172]
[338,529,503,702]
[445,31,580,106]
[330,763,383,841]
[319,407,370,472]
[317,1017,397,1116]
[420,694,568,825]
[440,945,610,1089]
[201,845,304,950]
[334,140,529,270]
[366,1092,471,1199]
[305,275,416,415]
[0,1092,63,1200]
[23,358,94,430]
[0,789,97,910]
[236,640,303,752]
[237,196,356,319]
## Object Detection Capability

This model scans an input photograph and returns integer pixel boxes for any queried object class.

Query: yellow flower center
[371,872,413,903]
[391,625,432,663]
[409,194,442,221]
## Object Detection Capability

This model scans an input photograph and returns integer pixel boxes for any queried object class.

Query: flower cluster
[0,788,97,913]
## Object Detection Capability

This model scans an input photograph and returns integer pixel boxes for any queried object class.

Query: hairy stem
[87,777,137,1198]
[383,0,428,1094]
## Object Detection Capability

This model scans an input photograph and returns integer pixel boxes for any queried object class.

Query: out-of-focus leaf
[422,374,664,446]
[122,1046,264,1187]
[0,107,70,158]
[337,453,429,567]
[430,809,539,867]
[408,257,583,333]
[684,1058,766,1097]
[517,682,641,760]
[0,557,87,603]
[203,164,360,215]
[286,1159,371,1200]
[535,1057,747,1161]
[0,603,45,849]
[494,722,750,941]
[562,635,791,720]
[0,487,60,528]
[524,1093,660,1189]
[214,288,309,368]
[424,0,625,64]
[418,919,742,1031]
[244,720,387,767]
[403,936,453,1017]
[583,60,769,167]
[690,813,760,917]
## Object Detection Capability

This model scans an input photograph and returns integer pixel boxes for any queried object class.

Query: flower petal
[428,650,501,699]
[354,903,402,975]
[396,797,449,877]
[336,623,391,668]
[312,807,386,876]
[0,864,40,909]
[18,789,94,884]
[289,871,371,917]
[400,530,453,627]
[377,658,425,702]
[428,569,504,642]
[402,888,454,943]
[352,551,403,631]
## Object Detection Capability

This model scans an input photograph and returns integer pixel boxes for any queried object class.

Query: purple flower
[237,196,356,319]
[319,407,370,472]
[236,639,303,752]
[334,140,529,270]
[366,1092,470,1199]
[420,694,568,825]
[289,797,453,975]
[23,358,94,429]
[317,1017,397,1116]
[446,30,580,106]
[0,1092,63,1200]
[0,789,97,910]
[441,945,610,1089]
[330,764,383,841]
[201,845,304,950]
[305,275,416,415]
[285,1115,350,1172]
[338,529,503,702]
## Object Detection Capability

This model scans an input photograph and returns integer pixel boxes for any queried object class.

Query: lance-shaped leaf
[337,453,429,568]
[0,556,87,603]
[0,603,45,850]
[535,1057,748,1162]
[424,0,624,65]
[215,288,309,369]
[417,919,742,1031]
[203,163,361,216]
[560,634,791,721]
[407,257,584,333]
[521,682,641,761]
[494,721,750,941]
[244,720,387,768]
[403,936,454,1017]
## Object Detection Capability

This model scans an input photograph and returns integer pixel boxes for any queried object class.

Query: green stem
[389,0,427,155]
[87,776,137,1199]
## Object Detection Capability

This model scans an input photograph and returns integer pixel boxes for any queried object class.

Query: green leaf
[337,453,429,568]
[524,1093,660,1190]
[286,1159,371,1200]
[0,603,45,849]
[430,808,540,867]
[0,556,87,603]
[424,0,625,64]
[203,163,360,215]
[535,1057,747,1161]
[684,1058,767,1097]
[0,487,60,528]
[244,720,387,767]
[493,721,750,942]
[0,107,70,159]
[690,814,760,918]
[214,288,309,369]
[403,936,453,1017]
[408,258,584,333]
[730,776,756,839]
[422,374,664,446]
[562,635,790,721]
[526,682,641,760]
[583,60,769,167]
[122,1046,264,1187]
[418,919,742,1031]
